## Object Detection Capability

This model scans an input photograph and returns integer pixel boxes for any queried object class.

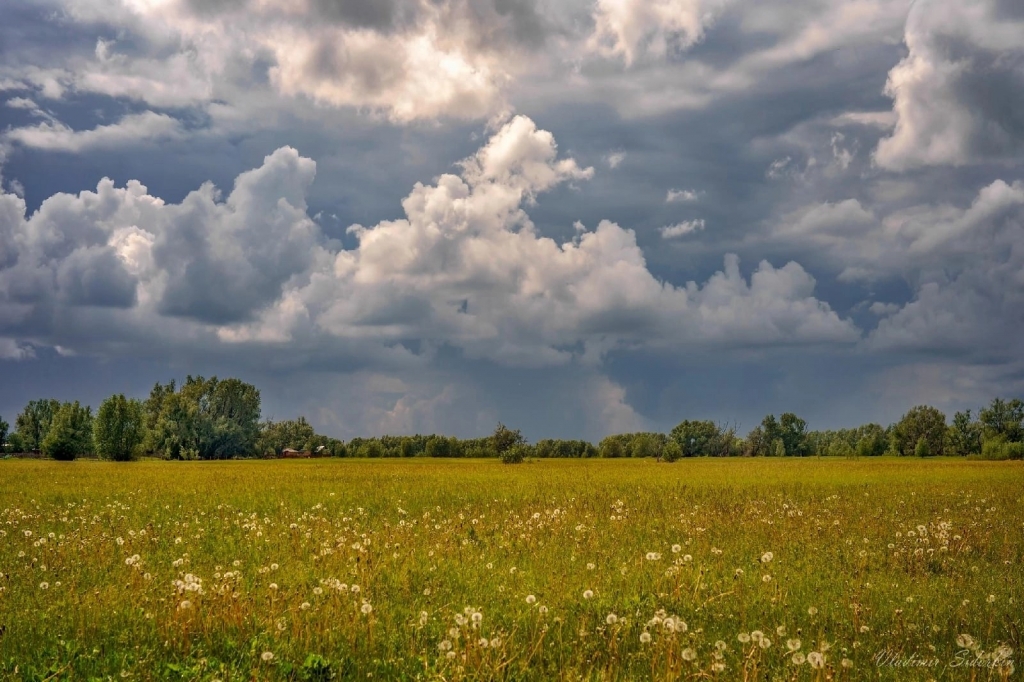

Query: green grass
[0,457,1021,680]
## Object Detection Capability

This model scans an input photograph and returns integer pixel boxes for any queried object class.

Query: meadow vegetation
[0,457,1020,680]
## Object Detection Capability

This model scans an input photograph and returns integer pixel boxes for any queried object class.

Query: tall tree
[0,415,8,451]
[94,394,146,461]
[41,401,93,461]
[148,376,262,459]
[948,410,982,457]
[979,398,1024,443]
[779,413,809,456]
[891,405,946,457]
[15,399,61,452]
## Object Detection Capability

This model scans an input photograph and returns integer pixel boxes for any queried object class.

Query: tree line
[1,378,1022,461]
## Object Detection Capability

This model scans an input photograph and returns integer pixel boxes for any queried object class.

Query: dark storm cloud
[1,0,1023,439]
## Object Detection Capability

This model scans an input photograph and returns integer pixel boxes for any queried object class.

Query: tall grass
[0,458,1020,680]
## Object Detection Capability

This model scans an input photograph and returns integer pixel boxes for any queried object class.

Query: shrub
[980,439,1024,461]
[662,440,682,463]
[914,436,932,458]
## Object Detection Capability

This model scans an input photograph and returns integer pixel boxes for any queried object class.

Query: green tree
[356,440,384,458]
[662,440,682,463]
[6,432,25,453]
[891,405,946,457]
[979,398,1024,443]
[491,423,525,459]
[829,439,856,458]
[0,415,7,452]
[257,417,316,456]
[948,409,982,457]
[41,401,93,461]
[15,399,61,451]
[630,433,662,459]
[598,436,625,458]
[425,435,452,458]
[779,413,809,456]
[94,395,146,461]
[148,376,262,459]
[670,420,734,457]
[914,436,932,458]
[500,443,529,464]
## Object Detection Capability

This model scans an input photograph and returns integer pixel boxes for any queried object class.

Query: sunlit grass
[0,457,1020,680]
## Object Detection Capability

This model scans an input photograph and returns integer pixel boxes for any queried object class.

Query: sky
[0,0,1022,441]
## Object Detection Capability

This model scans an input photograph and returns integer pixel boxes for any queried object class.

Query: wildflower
[606,613,618,625]
[526,595,536,604]
[438,640,452,652]
[490,637,501,648]
[587,562,596,570]
[712,663,726,673]
[738,633,751,643]
[734,568,744,577]
[313,587,323,596]
[39,582,49,590]
[956,634,974,649]
[471,611,483,623]
[300,602,311,610]
[116,537,125,546]
[672,544,681,553]
[860,625,870,633]
[261,651,274,662]
[777,626,786,636]
[351,585,361,594]
[478,638,489,648]
[987,594,996,603]
[715,640,727,651]
[361,602,373,615]
[269,583,278,590]
[807,652,824,668]
[792,652,806,665]
[445,651,456,660]
[761,551,774,563]
[583,590,594,600]
[807,606,818,616]
[682,554,692,563]
[762,574,772,583]
[270,563,279,570]
[751,630,764,644]
[640,632,652,644]
[841,658,854,668]
[787,639,801,651]
[178,600,191,610]
[759,637,772,649]
[682,648,697,661]
[645,552,661,561]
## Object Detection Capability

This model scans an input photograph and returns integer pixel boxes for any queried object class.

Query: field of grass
[0,457,1021,680]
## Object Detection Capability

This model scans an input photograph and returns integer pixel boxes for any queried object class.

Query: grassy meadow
[0,457,1021,680]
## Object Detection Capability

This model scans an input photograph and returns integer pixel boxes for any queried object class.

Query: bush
[980,439,1024,460]
[501,444,529,464]
[914,436,932,458]
[662,440,682,463]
